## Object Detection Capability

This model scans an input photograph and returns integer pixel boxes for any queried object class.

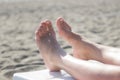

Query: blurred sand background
[0,0,120,80]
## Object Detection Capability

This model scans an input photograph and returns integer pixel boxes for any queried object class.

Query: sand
[0,0,120,80]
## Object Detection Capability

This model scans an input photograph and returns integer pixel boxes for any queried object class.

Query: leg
[61,55,120,80]
[35,21,120,80]
[56,17,120,66]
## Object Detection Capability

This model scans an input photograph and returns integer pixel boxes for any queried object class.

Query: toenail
[59,18,64,22]
[46,21,50,24]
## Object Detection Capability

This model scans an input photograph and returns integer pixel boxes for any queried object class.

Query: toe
[35,21,46,37]
[56,17,71,31]
[56,17,64,30]
[56,18,69,35]
[62,19,71,31]
[39,21,46,31]
[45,20,53,31]
[41,21,47,33]
[35,20,56,41]
[45,20,56,37]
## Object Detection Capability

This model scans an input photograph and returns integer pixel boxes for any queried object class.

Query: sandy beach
[0,0,120,80]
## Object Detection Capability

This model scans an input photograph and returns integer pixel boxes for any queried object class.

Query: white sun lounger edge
[13,69,74,80]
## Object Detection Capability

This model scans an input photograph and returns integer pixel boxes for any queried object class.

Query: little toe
[35,22,45,43]
[35,22,44,36]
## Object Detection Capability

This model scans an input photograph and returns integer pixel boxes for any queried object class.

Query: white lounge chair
[13,69,74,80]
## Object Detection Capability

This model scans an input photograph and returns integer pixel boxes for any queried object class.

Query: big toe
[45,20,56,39]
[45,20,54,33]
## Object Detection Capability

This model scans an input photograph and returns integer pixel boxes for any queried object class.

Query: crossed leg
[35,20,120,80]
[56,17,120,66]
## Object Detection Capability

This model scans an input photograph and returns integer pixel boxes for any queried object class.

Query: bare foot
[35,20,66,71]
[56,18,102,60]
